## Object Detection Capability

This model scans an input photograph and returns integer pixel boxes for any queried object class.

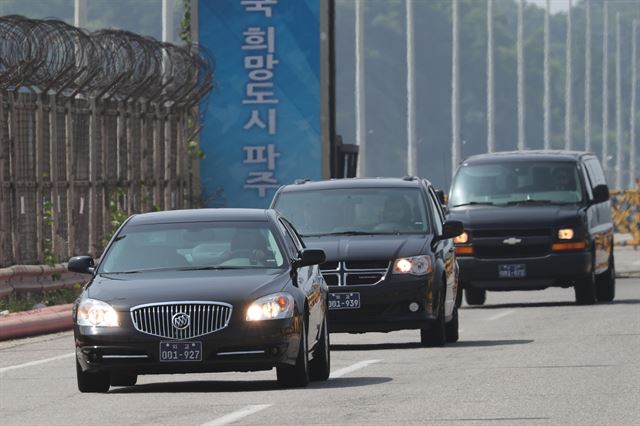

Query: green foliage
[42,200,57,267]
[102,188,128,247]
[180,0,191,44]
[0,284,82,313]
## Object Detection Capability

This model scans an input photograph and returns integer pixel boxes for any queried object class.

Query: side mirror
[295,249,326,267]
[591,184,610,204]
[439,220,464,240]
[68,256,95,275]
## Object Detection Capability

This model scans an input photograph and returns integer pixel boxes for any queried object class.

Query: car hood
[448,204,583,229]
[303,234,430,261]
[86,269,290,310]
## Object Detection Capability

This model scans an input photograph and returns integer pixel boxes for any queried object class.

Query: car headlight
[454,231,469,244]
[392,255,432,275]
[246,292,295,321]
[558,228,574,240]
[77,298,119,327]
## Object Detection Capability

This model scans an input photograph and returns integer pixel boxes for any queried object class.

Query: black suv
[448,151,615,305]
[270,177,464,346]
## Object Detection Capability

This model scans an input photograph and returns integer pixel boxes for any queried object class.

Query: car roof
[277,177,431,193]
[126,208,276,226]
[462,150,595,165]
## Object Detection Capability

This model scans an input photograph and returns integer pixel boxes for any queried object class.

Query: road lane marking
[486,310,515,321]
[0,352,75,374]
[201,404,272,426]
[330,359,381,379]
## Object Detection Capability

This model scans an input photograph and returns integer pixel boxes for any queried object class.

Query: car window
[584,158,607,188]
[449,161,584,206]
[273,187,430,236]
[427,188,444,235]
[99,221,286,273]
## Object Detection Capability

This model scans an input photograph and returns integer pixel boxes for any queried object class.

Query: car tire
[309,317,330,381]
[574,264,597,305]
[276,320,310,388]
[465,287,486,306]
[420,287,446,347]
[445,306,459,343]
[76,359,110,393]
[110,371,138,387]
[596,255,615,302]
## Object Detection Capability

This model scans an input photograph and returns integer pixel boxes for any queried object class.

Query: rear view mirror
[295,249,326,267]
[591,184,610,204]
[68,256,95,275]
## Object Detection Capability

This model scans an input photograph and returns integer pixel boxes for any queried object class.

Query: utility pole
[564,0,572,150]
[406,0,417,176]
[584,0,592,152]
[452,0,460,175]
[544,0,551,149]
[355,0,366,177]
[487,0,495,153]
[630,20,638,188]
[602,2,609,176]
[517,0,525,150]
[74,0,87,28]
[615,12,623,189]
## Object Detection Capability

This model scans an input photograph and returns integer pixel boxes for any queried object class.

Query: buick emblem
[172,312,190,330]
[503,237,522,245]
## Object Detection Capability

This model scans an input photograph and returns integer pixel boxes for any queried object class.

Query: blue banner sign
[198,0,321,207]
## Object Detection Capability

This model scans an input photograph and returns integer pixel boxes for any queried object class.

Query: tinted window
[449,161,584,206]
[584,158,607,188]
[99,221,286,273]
[273,187,430,236]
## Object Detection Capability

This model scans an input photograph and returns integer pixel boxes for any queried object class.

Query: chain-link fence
[0,16,214,267]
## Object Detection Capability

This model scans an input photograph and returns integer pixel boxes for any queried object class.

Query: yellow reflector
[455,246,474,255]
[551,241,586,251]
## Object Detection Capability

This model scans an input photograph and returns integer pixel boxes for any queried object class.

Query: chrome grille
[130,301,232,339]
[320,260,389,286]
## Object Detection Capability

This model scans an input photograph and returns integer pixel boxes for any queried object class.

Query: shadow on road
[463,298,640,310]
[449,339,533,348]
[331,342,422,351]
[310,376,392,389]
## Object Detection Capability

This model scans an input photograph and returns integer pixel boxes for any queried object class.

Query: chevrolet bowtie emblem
[503,237,522,245]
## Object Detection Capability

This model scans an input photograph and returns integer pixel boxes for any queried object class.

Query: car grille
[472,228,551,238]
[130,302,232,340]
[320,260,389,286]
[474,244,549,258]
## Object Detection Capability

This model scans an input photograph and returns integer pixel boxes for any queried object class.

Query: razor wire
[0,15,214,107]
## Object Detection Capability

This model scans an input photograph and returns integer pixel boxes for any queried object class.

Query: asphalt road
[1,279,639,426]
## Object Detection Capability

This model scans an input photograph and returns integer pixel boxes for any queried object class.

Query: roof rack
[294,178,311,184]
[401,175,418,181]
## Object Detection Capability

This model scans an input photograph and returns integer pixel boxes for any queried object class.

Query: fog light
[409,302,420,312]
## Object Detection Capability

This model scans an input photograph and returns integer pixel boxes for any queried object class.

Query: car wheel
[76,359,110,393]
[596,255,615,302]
[420,287,446,347]
[574,263,597,305]
[445,307,459,343]
[110,371,138,387]
[465,287,486,306]
[309,316,330,381]
[276,320,310,388]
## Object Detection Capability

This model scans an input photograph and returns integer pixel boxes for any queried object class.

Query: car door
[278,218,324,346]
[426,186,457,318]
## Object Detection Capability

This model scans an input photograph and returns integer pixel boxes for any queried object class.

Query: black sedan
[69,209,329,392]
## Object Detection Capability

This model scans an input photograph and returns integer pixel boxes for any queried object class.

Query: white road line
[330,359,381,379]
[201,404,272,426]
[486,310,515,321]
[0,352,75,374]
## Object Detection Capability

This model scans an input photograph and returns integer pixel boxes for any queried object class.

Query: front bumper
[458,250,592,290]
[327,275,438,333]
[75,315,302,375]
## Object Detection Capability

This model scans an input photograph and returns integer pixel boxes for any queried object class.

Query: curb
[0,304,73,341]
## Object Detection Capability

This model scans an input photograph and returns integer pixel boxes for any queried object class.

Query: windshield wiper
[452,201,495,207]
[505,199,552,205]
[302,231,388,237]
[176,266,245,271]
[104,267,184,274]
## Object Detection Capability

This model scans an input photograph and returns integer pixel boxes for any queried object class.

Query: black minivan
[448,151,615,305]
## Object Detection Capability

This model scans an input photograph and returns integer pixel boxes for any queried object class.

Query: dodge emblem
[503,237,522,245]
[172,312,190,330]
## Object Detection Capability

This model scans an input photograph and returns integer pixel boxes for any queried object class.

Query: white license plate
[328,292,361,310]
[498,264,526,278]
[159,341,202,362]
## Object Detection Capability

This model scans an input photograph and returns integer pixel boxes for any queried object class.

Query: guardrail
[0,264,87,298]
[611,189,640,247]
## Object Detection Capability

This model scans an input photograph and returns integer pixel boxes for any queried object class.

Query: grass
[0,284,83,313]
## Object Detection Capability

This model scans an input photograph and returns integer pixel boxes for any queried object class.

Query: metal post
[602,2,609,175]
[630,20,638,188]
[584,0,592,152]
[65,99,76,257]
[74,0,87,28]
[564,0,572,150]
[355,0,366,177]
[48,94,60,259]
[406,0,417,176]
[35,94,45,262]
[452,0,460,175]
[517,0,525,150]
[88,97,98,256]
[487,0,495,153]
[615,12,623,189]
[544,0,551,149]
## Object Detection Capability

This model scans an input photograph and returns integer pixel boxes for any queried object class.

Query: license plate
[159,341,202,362]
[498,264,526,278]
[328,292,361,310]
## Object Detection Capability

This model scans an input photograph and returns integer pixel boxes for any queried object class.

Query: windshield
[98,221,286,273]
[449,161,584,207]
[273,187,430,236]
